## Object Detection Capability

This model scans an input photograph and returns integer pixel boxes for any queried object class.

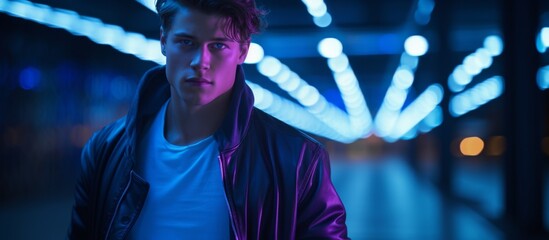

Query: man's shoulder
[86,116,128,150]
[250,108,323,148]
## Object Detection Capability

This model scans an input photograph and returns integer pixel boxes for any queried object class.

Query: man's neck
[164,91,231,146]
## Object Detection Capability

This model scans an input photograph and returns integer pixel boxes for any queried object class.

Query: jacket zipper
[104,171,134,240]
[219,154,239,240]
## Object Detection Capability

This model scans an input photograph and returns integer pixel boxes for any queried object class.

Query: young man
[68,0,348,239]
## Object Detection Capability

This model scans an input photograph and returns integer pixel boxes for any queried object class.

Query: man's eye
[177,39,193,46]
[211,43,227,50]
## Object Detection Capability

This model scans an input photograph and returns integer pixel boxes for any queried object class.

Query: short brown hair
[155,0,266,42]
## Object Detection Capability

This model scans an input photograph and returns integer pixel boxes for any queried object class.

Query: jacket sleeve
[67,132,100,239]
[297,146,349,240]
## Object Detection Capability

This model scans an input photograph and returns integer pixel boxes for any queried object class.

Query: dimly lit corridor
[1,0,549,239]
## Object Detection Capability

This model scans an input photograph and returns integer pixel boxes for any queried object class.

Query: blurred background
[1,0,548,239]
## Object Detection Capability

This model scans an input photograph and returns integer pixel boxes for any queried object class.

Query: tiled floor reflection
[331,156,502,240]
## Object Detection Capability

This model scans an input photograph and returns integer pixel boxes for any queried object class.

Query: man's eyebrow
[173,32,195,38]
[172,32,233,42]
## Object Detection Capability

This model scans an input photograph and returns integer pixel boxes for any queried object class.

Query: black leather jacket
[68,65,349,239]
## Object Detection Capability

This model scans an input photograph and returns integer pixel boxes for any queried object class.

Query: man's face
[160,6,249,106]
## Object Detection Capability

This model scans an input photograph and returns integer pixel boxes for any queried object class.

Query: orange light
[460,136,484,156]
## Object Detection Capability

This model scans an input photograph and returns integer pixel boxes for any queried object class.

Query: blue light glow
[537,66,549,90]
[301,0,332,28]
[400,53,419,70]
[387,84,444,141]
[313,12,332,28]
[257,55,370,140]
[449,76,504,117]
[448,35,502,93]
[414,0,435,25]
[418,106,443,133]
[247,80,355,143]
[19,66,41,90]
[374,58,418,138]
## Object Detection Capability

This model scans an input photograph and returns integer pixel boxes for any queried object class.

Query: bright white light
[327,53,349,72]
[374,52,420,138]
[447,35,501,94]
[313,12,332,28]
[388,84,444,140]
[48,9,80,30]
[541,27,549,47]
[539,27,549,53]
[307,1,327,17]
[475,48,493,69]
[93,24,125,46]
[121,32,147,55]
[272,66,291,84]
[279,75,301,92]
[452,65,472,86]
[70,16,102,37]
[23,3,49,23]
[537,66,549,90]
[327,55,372,137]
[404,35,429,57]
[393,67,414,89]
[257,56,282,77]
[135,0,156,12]
[463,55,483,75]
[483,35,504,56]
[244,42,264,64]
[297,85,321,107]
[318,38,343,58]
[385,87,407,111]
[301,0,333,29]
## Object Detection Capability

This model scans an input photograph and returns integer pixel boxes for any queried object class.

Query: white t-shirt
[129,100,229,240]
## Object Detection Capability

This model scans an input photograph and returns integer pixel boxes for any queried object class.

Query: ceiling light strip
[449,76,505,117]
[0,0,165,65]
[447,35,503,93]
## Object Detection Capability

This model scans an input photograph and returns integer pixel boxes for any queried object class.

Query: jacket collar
[125,65,254,156]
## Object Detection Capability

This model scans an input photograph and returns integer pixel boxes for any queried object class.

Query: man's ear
[160,27,167,56]
[238,40,250,64]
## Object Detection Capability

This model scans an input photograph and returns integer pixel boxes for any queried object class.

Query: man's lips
[185,77,212,85]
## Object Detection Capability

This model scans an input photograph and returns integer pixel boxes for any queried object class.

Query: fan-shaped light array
[2,0,513,143]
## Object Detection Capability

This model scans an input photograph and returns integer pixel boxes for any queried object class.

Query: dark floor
[331,157,502,240]
[0,156,532,240]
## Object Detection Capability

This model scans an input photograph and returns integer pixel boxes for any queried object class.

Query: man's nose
[190,46,210,70]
